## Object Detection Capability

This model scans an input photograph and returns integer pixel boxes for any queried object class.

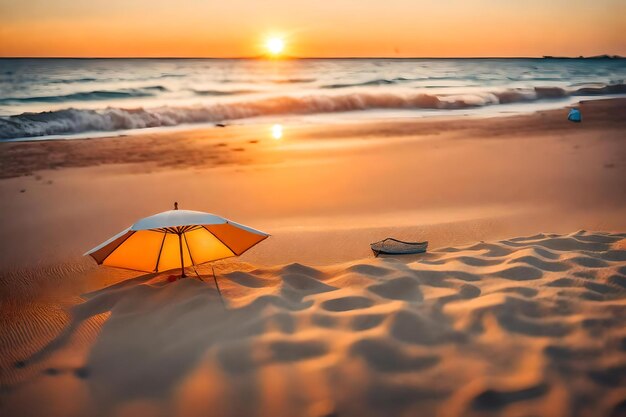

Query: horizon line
[0,54,623,60]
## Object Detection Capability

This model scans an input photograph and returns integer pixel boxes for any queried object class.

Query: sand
[1,232,625,417]
[0,99,625,269]
[1,99,625,417]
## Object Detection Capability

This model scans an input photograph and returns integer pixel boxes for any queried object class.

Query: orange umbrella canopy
[85,209,269,276]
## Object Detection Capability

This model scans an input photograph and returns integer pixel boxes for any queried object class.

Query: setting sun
[271,124,283,139]
[266,37,285,56]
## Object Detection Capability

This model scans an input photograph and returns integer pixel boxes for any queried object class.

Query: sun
[271,124,283,139]
[266,37,285,56]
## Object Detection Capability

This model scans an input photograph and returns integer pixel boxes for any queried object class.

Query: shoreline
[1,95,620,144]
[1,97,625,178]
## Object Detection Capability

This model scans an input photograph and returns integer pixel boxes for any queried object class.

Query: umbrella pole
[178,233,186,278]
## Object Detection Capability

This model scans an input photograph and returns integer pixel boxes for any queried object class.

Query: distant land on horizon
[542,54,623,59]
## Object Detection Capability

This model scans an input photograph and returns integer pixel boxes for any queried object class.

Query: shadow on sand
[15,269,317,416]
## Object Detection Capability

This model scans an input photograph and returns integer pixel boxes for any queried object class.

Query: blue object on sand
[568,108,581,123]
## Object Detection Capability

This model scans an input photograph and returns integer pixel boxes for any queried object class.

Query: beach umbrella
[85,203,269,299]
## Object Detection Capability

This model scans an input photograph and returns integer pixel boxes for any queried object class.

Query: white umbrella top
[130,209,265,234]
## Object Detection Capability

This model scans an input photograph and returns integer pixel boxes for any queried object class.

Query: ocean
[0,58,624,140]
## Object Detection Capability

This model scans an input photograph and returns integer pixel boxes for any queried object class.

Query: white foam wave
[0,84,623,139]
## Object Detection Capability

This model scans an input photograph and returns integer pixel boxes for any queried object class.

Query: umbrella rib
[182,232,196,266]
[154,231,168,272]
[202,225,238,256]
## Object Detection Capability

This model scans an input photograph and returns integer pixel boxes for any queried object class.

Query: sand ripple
[1,231,625,417]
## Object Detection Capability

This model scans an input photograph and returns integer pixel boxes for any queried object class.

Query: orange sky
[0,0,624,57]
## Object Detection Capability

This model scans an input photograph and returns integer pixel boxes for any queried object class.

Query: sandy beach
[1,99,626,417]
[0,98,625,268]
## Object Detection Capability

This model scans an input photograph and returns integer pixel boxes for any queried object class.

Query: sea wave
[191,89,257,96]
[48,77,98,84]
[0,86,168,104]
[220,77,317,84]
[321,78,626,92]
[322,77,420,89]
[572,83,626,95]
[0,84,624,139]
[271,78,317,84]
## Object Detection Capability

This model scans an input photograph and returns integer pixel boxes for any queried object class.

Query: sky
[0,0,624,57]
